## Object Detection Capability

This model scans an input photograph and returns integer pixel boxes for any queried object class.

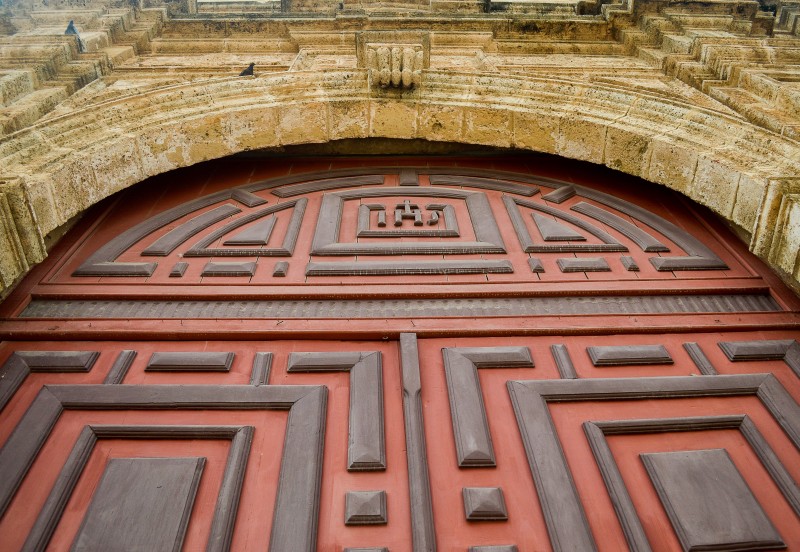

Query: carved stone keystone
[356,31,430,89]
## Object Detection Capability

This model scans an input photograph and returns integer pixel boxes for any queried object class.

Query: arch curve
[0,70,798,293]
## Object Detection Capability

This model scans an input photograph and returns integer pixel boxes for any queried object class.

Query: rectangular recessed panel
[72,457,205,552]
[641,449,784,552]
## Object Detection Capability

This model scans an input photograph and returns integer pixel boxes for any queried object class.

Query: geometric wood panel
[583,415,799,551]
[0,351,99,411]
[22,425,253,552]
[642,449,785,552]
[0,384,326,552]
[71,456,205,552]
[2,156,799,552]
[38,163,751,289]
[287,351,385,471]
[508,374,800,552]
[442,346,533,467]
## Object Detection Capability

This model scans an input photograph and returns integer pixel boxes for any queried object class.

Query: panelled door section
[1,157,799,552]
[0,340,409,551]
[411,332,800,552]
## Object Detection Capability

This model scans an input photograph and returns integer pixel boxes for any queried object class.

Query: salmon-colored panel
[0,409,288,552]
[549,396,800,551]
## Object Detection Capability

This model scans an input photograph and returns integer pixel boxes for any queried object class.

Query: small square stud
[344,490,388,525]
[462,487,508,521]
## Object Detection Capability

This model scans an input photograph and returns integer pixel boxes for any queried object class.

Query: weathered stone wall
[1,0,799,294]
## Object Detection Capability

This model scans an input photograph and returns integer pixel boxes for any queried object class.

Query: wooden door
[0,156,798,551]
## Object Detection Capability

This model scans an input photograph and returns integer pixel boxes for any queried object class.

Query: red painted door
[0,156,798,551]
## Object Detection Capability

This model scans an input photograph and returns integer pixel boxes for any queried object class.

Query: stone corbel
[356,31,430,89]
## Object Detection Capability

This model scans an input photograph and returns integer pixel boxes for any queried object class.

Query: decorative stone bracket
[356,31,430,89]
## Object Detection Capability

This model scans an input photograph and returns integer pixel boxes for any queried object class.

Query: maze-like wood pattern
[0,158,798,552]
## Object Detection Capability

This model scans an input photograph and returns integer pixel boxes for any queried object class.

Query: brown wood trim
[2,312,799,341]
[507,374,800,552]
[399,334,436,552]
[288,351,385,471]
[0,383,327,552]
[442,346,533,467]
[23,425,254,552]
[18,293,781,320]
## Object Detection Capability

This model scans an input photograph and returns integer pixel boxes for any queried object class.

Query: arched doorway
[0,152,798,551]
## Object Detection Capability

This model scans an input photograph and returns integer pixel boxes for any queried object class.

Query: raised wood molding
[0,385,327,552]
[442,346,533,467]
[507,374,800,552]
[288,351,385,471]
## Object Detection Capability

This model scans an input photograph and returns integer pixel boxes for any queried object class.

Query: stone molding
[0,0,799,294]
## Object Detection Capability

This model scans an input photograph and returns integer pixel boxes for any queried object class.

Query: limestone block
[49,154,100,224]
[689,154,740,217]
[418,103,464,143]
[135,123,188,178]
[183,114,237,162]
[275,102,328,145]
[463,106,511,148]
[770,193,800,281]
[604,124,651,177]
[0,70,34,107]
[219,106,281,151]
[730,173,766,236]
[89,136,145,200]
[19,176,59,246]
[0,188,28,290]
[646,137,698,194]
[370,100,417,139]
[328,100,369,140]
[750,178,800,258]
[557,115,606,164]
[512,111,559,155]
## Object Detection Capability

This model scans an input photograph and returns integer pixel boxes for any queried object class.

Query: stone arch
[0,70,798,293]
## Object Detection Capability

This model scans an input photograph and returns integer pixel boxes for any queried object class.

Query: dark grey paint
[583,415,800,552]
[311,187,506,256]
[201,262,257,277]
[288,351,385,470]
[462,487,508,521]
[0,351,99,411]
[532,213,586,241]
[344,490,388,525]
[508,374,800,552]
[571,202,669,252]
[642,449,785,552]
[306,260,513,276]
[71,457,205,552]
[443,347,533,467]
[0,385,327,552]
[399,334,436,552]
[504,196,627,253]
[550,344,578,379]
[683,342,717,375]
[428,174,537,196]
[557,257,611,273]
[185,199,306,258]
[146,351,235,372]
[103,350,137,384]
[222,216,276,245]
[142,205,240,256]
[587,345,673,366]
[21,294,781,319]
